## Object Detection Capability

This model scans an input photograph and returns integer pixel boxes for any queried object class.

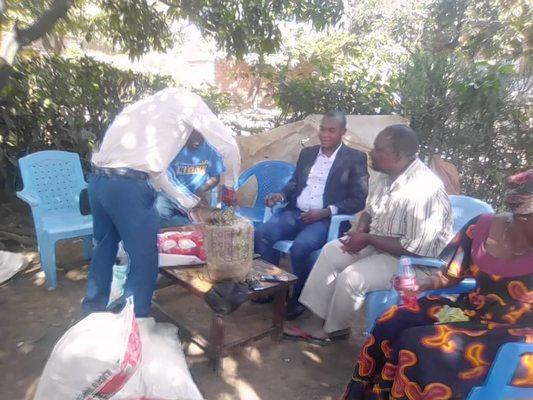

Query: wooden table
[153,259,297,373]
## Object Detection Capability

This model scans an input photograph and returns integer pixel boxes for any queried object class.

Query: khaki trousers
[299,240,431,333]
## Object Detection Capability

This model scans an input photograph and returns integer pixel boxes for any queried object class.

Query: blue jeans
[82,173,160,317]
[155,192,190,228]
[254,208,330,303]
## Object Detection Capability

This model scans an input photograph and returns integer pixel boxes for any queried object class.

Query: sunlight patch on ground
[32,271,46,287]
[184,341,206,357]
[65,269,87,281]
[302,349,322,364]
[24,377,40,400]
[243,346,263,365]
[220,356,261,400]
[17,341,34,355]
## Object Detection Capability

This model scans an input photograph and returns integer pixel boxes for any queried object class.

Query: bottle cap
[400,256,411,265]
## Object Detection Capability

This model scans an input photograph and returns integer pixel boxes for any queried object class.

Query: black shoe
[286,302,306,320]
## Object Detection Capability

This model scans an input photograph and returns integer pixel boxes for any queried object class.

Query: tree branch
[0,0,73,90]
[17,0,73,45]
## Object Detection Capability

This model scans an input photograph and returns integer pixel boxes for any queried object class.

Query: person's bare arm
[416,269,463,292]
[152,172,199,210]
[354,211,371,233]
[197,175,220,194]
[366,235,418,257]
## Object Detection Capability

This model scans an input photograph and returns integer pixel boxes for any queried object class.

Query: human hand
[339,232,369,254]
[187,205,213,224]
[391,275,420,295]
[265,193,284,207]
[221,185,237,206]
[300,208,330,224]
[354,223,370,234]
[195,191,210,207]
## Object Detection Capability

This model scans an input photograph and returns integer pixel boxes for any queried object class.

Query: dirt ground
[0,199,367,400]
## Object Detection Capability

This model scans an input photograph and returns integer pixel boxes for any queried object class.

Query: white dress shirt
[91,88,240,210]
[296,145,341,215]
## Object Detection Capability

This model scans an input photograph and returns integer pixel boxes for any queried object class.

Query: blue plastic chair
[235,160,295,226]
[264,204,356,258]
[364,195,494,332]
[17,151,93,289]
[467,342,533,399]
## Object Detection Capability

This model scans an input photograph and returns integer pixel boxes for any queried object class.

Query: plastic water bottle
[397,256,418,307]
[108,242,129,306]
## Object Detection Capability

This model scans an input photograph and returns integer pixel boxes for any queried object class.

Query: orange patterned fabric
[357,334,376,377]
[392,350,453,400]
[512,354,533,387]
[458,343,490,380]
[343,215,533,400]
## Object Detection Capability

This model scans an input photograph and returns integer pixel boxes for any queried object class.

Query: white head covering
[171,88,241,186]
[92,87,241,187]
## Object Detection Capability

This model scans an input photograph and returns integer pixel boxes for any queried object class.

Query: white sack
[34,298,141,400]
[0,250,28,284]
[113,318,204,400]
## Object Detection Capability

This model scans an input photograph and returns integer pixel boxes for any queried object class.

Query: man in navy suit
[254,110,369,318]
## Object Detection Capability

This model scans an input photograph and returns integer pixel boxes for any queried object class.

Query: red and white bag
[34,298,141,400]
[113,318,204,400]
[34,300,204,400]
[157,230,206,266]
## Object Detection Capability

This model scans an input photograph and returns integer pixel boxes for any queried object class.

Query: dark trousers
[82,173,160,317]
[254,209,330,303]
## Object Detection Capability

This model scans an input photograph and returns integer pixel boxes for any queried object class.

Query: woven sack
[203,216,253,282]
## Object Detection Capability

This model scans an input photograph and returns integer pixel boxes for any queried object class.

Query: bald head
[380,124,419,157]
[370,125,419,176]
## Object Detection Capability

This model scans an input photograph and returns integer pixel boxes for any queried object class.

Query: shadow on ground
[0,239,367,400]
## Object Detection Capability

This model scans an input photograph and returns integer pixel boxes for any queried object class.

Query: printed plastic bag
[34,298,141,400]
[108,264,128,306]
[113,318,204,400]
[158,230,206,266]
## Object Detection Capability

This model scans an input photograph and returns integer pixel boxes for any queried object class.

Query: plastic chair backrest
[467,342,533,399]
[236,160,296,207]
[449,195,494,234]
[18,151,87,222]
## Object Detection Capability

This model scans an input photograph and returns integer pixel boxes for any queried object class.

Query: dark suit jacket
[281,144,368,215]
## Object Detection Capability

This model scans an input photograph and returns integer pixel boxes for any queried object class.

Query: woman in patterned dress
[342,170,533,400]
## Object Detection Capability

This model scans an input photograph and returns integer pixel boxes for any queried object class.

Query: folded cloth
[435,305,470,323]
[204,281,249,315]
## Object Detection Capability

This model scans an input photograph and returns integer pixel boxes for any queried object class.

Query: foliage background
[0,0,531,209]
[260,0,532,208]
[0,54,232,192]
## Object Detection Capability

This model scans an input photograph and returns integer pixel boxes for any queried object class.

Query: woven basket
[203,217,254,282]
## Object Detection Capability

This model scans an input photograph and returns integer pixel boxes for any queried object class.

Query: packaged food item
[157,229,206,266]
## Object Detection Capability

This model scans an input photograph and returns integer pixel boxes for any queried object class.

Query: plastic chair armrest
[472,342,533,395]
[421,278,477,297]
[327,213,358,242]
[263,202,288,222]
[16,191,39,207]
[410,257,445,269]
